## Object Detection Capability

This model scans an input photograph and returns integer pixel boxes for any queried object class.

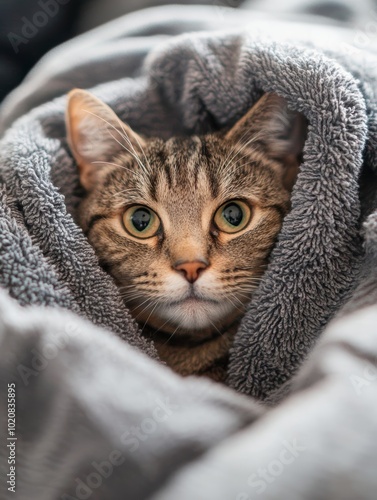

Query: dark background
[0,0,373,103]
[0,0,84,102]
[0,0,245,103]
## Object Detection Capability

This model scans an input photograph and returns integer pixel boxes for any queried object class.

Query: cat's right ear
[225,93,307,191]
[65,89,145,191]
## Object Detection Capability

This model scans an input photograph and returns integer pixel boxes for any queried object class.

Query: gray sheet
[1,4,377,499]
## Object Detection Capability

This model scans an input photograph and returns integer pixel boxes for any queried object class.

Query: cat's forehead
[154,136,221,195]
[111,134,282,210]
[114,136,221,200]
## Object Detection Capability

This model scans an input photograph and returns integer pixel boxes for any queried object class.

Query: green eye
[214,200,251,234]
[122,205,160,239]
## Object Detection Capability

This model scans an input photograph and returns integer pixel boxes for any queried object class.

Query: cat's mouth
[155,292,240,333]
[127,289,246,336]
[167,294,219,307]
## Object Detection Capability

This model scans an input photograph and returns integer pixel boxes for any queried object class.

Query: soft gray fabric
[1,285,377,500]
[1,3,377,499]
[0,5,361,133]
[151,305,377,500]
[0,290,263,500]
[76,0,244,33]
[244,0,377,25]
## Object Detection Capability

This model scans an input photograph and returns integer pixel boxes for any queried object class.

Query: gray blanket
[1,4,377,499]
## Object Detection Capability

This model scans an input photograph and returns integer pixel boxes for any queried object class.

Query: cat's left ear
[65,89,145,191]
[225,93,307,191]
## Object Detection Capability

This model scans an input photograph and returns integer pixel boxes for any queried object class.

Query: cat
[65,89,306,382]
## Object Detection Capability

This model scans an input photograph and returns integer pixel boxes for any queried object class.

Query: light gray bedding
[1,4,377,499]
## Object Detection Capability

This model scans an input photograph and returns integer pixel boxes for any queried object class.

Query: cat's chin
[132,297,243,338]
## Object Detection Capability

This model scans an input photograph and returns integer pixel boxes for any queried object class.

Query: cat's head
[66,90,306,338]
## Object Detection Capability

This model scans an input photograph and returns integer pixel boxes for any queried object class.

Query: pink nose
[174,259,209,283]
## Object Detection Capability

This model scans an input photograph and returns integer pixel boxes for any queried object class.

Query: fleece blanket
[1,3,377,499]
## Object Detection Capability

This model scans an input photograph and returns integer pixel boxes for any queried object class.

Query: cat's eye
[214,200,251,234]
[122,205,161,239]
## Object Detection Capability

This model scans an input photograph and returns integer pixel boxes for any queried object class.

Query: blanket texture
[1,3,377,499]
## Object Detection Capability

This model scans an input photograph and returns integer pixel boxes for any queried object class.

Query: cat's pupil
[223,203,243,226]
[132,208,151,232]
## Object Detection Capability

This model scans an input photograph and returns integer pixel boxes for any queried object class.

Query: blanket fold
[1,3,377,499]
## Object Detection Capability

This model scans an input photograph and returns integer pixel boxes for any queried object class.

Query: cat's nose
[174,259,209,283]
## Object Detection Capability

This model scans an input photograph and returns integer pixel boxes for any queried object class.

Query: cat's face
[66,90,306,338]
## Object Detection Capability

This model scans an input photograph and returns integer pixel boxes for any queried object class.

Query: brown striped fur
[66,89,306,382]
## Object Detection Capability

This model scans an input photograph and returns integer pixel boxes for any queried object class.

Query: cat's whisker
[124,293,154,312]
[113,122,150,177]
[151,317,172,336]
[233,286,259,295]
[219,130,264,176]
[84,109,148,176]
[246,274,266,281]
[118,282,148,290]
[122,297,151,309]
[133,303,155,322]
[232,131,264,159]
[119,131,150,177]
[227,289,250,305]
[208,320,223,337]
[231,287,254,296]
[119,118,152,174]
[233,286,258,294]
[222,154,267,182]
[120,292,149,302]
[240,276,264,282]
[223,294,241,310]
[109,187,139,200]
[121,290,159,304]
[243,277,264,284]
[218,145,238,176]
[121,285,161,295]
[218,127,255,173]
[224,161,254,179]
[90,160,133,174]
[119,285,145,294]
[118,285,137,292]
[118,282,144,290]
[141,301,161,334]
[220,136,268,185]
[234,294,253,303]
[162,324,180,346]
[108,129,148,173]
[121,289,158,298]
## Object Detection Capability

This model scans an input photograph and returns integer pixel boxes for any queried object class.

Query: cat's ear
[225,93,307,191]
[65,89,145,191]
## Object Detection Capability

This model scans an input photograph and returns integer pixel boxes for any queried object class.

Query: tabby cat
[65,89,306,382]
